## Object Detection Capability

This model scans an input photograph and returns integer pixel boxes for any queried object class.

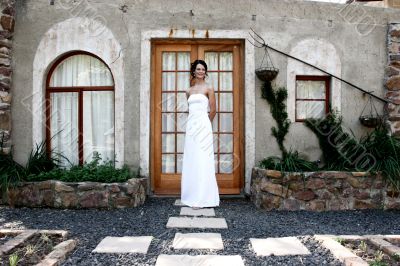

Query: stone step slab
[174,199,185,206]
[166,217,228,229]
[92,236,153,254]
[250,237,311,256]
[155,255,244,266]
[180,207,215,217]
[172,233,223,250]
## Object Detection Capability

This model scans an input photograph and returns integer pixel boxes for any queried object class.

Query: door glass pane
[162,93,175,112]
[162,52,175,70]
[50,92,79,166]
[220,52,232,71]
[162,154,175,173]
[214,93,219,111]
[162,113,175,132]
[296,101,325,120]
[177,113,188,132]
[220,93,232,112]
[213,134,218,153]
[177,154,183,173]
[212,113,218,133]
[207,72,218,90]
[219,134,233,153]
[220,113,233,132]
[220,72,232,91]
[177,72,190,90]
[177,52,190,70]
[296,80,326,99]
[162,73,175,91]
[220,154,233,173]
[177,133,185,153]
[83,91,115,163]
[214,154,218,173]
[177,93,188,112]
[162,133,175,153]
[205,52,218,71]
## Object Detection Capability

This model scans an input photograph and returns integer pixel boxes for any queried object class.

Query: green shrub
[305,111,400,190]
[25,141,62,175]
[262,84,291,156]
[258,149,318,172]
[0,133,25,193]
[26,153,139,183]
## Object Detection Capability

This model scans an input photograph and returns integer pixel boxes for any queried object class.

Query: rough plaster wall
[11,0,400,177]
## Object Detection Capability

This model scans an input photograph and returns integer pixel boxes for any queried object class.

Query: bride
[180,59,220,209]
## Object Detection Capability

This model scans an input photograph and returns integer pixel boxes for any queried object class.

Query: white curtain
[204,52,234,173]
[50,54,113,87]
[296,80,326,120]
[83,91,114,163]
[50,93,79,166]
[49,54,114,166]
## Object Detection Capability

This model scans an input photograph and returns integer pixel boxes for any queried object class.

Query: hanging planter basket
[359,92,384,128]
[255,47,279,82]
[255,67,279,82]
[359,115,383,128]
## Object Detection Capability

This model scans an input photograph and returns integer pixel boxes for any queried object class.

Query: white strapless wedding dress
[181,93,220,207]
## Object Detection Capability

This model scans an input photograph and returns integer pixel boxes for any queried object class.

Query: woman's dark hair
[190,59,208,80]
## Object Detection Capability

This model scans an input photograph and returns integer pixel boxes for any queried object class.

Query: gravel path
[1,197,400,265]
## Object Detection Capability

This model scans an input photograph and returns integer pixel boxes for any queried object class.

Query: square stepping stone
[180,207,215,216]
[174,199,186,206]
[92,236,153,254]
[166,217,228,229]
[250,237,310,256]
[172,233,223,250]
[155,255,244,266]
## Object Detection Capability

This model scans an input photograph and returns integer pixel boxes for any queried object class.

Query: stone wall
[0,178,147,209]
[0,0,14,154]
[386,22,400,136]
[251,167,400,211]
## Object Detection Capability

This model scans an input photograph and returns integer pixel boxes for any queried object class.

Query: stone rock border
[315,234,400,266]
[251,167,400,211]
[0,178,147,209]
[0,229,76,266]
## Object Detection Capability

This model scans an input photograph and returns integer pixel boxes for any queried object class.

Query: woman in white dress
[180,60,220,209]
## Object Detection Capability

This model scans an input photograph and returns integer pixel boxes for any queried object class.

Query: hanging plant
[359,92,385,128]
[263,84,291,156]
[255,47,279,82]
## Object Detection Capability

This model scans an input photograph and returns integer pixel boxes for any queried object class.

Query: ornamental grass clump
[305,111,400,190]
[26,152,139,183]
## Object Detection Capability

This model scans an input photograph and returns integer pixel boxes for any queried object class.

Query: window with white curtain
[47,53,115,166]
[295,75,330,122]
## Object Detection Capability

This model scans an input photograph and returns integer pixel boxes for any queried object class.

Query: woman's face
[194,63,206,80]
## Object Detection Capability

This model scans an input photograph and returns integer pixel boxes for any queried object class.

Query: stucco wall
[11,0,400,193]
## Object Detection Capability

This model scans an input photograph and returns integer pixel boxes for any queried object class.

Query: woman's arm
[207,87,216,122]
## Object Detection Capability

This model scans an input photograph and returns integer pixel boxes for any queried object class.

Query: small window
[295,75,330,122]
[46,52,115,166]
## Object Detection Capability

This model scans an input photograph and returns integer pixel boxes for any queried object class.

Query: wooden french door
[151,40,244,195]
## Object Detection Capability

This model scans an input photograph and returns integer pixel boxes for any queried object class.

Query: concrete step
[166,217,228,229]
[172,232,223,250]
[180,207,215,217]
[250,237,311,256]
[92,236,153,254]
[155,255,244,266]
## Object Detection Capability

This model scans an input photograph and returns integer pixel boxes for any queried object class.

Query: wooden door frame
[150,39,245,195]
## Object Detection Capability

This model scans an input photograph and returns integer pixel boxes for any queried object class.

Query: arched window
[46,52,115,166]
